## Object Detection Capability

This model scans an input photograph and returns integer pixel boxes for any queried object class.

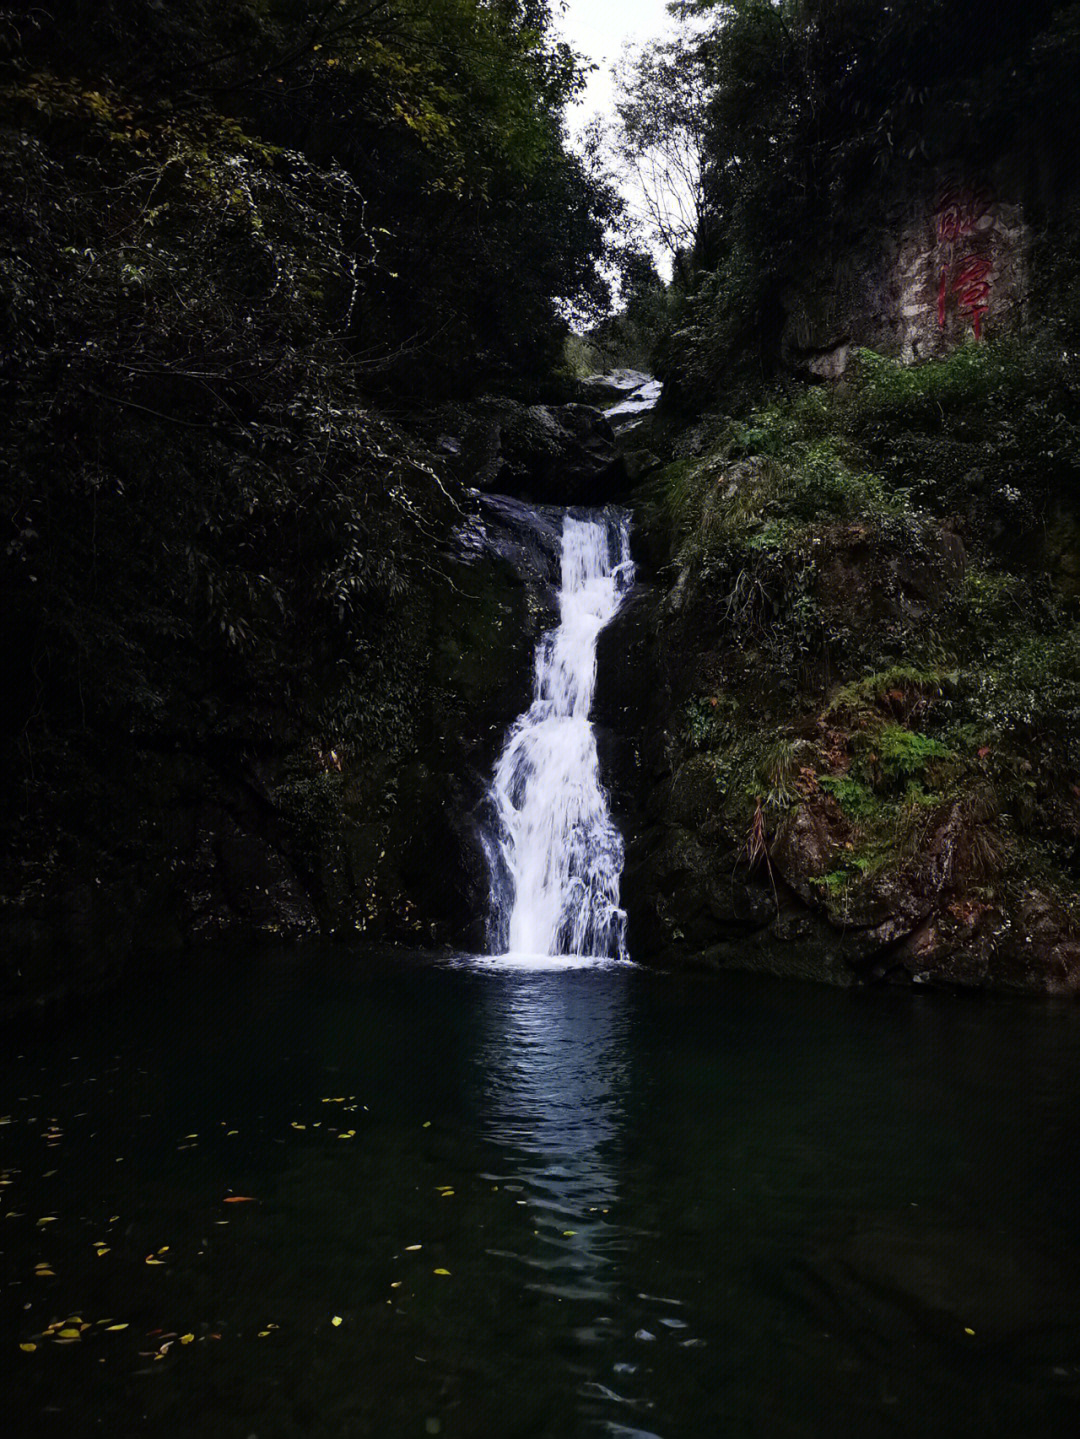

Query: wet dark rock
[181,807,319,942]
[461,398,628,506]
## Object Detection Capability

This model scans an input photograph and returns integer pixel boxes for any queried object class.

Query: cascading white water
[484,511,634,959]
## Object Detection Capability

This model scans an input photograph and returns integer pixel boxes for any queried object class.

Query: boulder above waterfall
[460,398,629,505]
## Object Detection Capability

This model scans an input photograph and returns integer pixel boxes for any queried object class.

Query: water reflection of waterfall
[476,967,629,1304]
[483,509,634,959]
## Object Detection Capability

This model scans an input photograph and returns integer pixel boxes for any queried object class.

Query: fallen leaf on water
[58,1328,81,1340]
[19,1343,36,1352]
[180,1334,194,1344]
[562,1231,576,1236]
[331,1316,343,1327]
[964,1327,975,1336]
[291,1123,306,1130]
[258,1330,270,1338]
[391,1281,402,1288]
[36,1216,57,1226]
[433,1269,451,1276]
[422,1122,431,1128]
[223,1196,259,1204]
[145,1257,165,1265]
[404,1244,422,1251]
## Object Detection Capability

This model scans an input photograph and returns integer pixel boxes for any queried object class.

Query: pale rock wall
[780,179,1029,379]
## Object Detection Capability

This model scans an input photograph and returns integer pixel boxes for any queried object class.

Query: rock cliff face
[456,398,629,505]
[781,180,1029,380]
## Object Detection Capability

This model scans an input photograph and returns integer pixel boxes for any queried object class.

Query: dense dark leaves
[0,0,619,879]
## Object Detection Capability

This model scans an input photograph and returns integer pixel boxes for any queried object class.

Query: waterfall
[484,510,634,959]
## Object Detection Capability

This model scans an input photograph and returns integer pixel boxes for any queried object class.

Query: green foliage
[873,725,954,782]
[826,665,945,715]
[818,775,878,819]
[683,694,736,750]
[759,737,801,809]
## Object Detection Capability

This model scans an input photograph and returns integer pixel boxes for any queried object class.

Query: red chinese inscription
[935,184,991,245]
[933,183,994,339]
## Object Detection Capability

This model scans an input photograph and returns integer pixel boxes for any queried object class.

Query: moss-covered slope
[607,343,1080,991]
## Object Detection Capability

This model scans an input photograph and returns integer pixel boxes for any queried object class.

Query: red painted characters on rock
[934,183,994,339]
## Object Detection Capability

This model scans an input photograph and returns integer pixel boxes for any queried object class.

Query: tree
[609,32,711,283]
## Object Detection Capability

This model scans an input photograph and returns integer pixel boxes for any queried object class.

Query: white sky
[555,0,681,132]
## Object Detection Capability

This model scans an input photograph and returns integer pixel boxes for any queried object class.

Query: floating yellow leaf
[405,1244,422,1251]
[96,1248,110,1257]
[58,1328,81,1339]
[441,1191,454,1198]
[180,1334,194,1344]
[258,1330,270,1337]
[291,1123,306,1130]
[964,1327,975,1336]
[422,1121,431,1128]
[35,1268,55,1277]
[331,1316,343,1327]
[19,1343,36,1352]
[36,1216,57,1225]
[562,1231,576,1236]
[145,1257,165,1265]
[105,1324,129,1331]
[391,1281,402,1288]
[433,1268,451,1276]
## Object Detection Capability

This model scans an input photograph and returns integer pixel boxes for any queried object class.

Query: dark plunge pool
[4,949,1080,1438]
